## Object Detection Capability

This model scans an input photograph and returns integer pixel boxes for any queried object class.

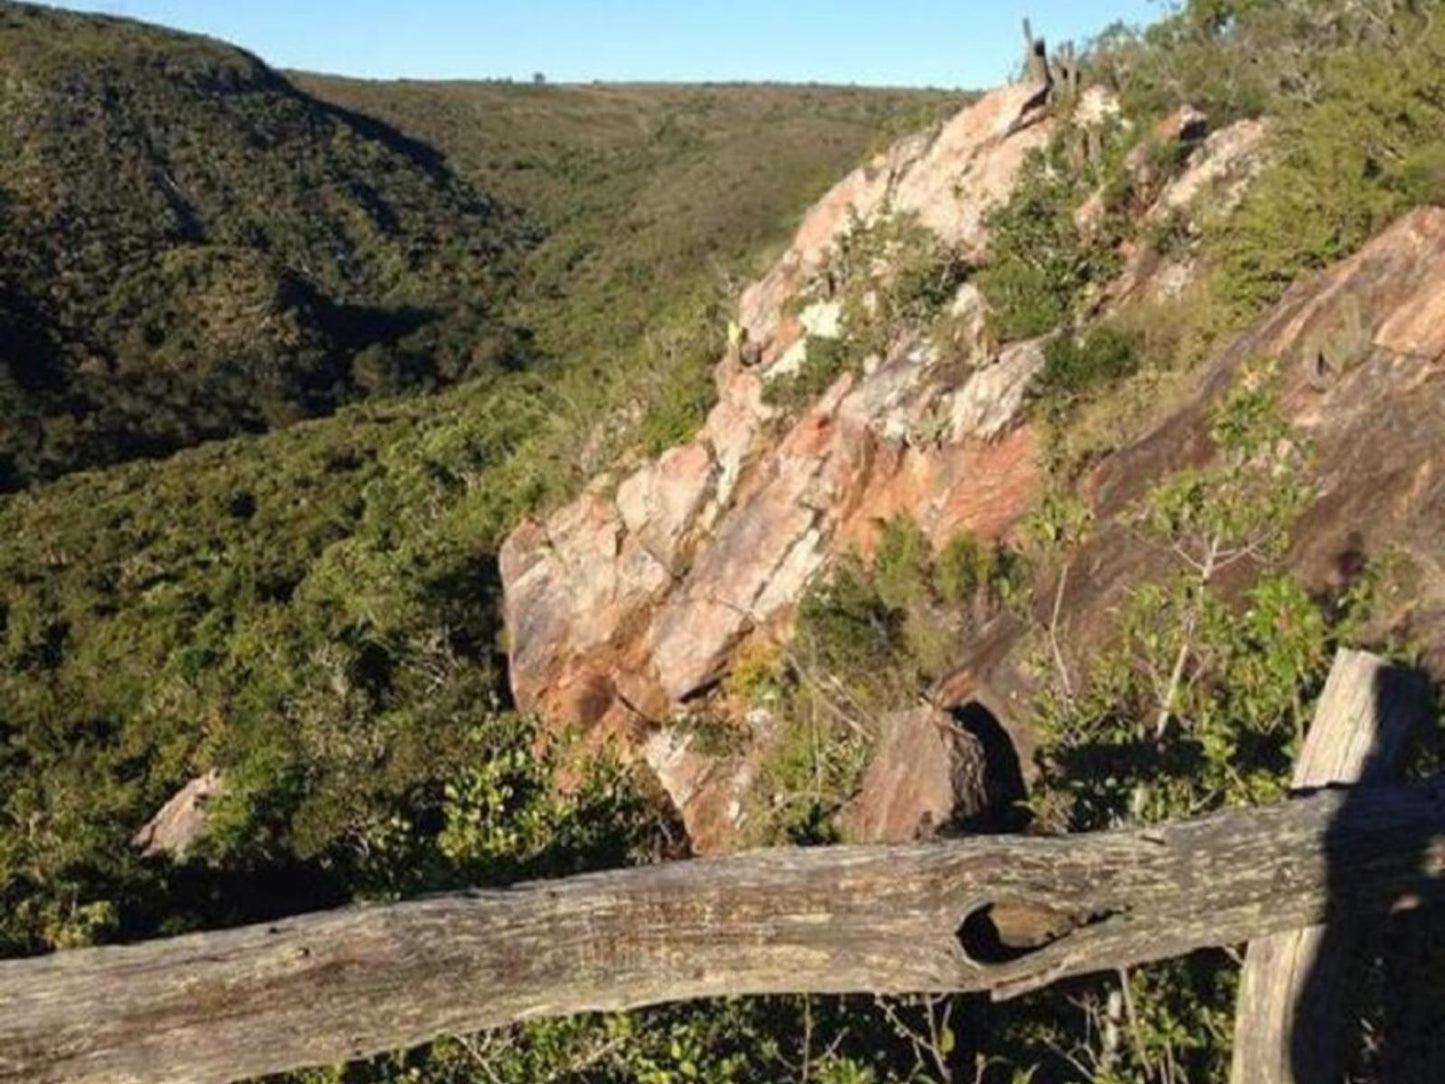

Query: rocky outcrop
[945,207,1445,729]
[641,715,776,853]
[501,81,1057,749]
[844,706,987,843]
[736,80,1054,369]
[1094,113,1271,305]
[132,770,224,859]
[503,70,1445,856]
[1149,117,1269,224]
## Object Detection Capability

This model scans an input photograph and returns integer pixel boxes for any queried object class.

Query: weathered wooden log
[1230,650,1433,1084]
[4,780,1445,1084]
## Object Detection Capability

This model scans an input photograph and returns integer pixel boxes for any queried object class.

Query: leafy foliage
[763,211,968,414]
[0,0,952,962]
[1010,377,1380,1083]
[974,138,1125,343]
[1036,324,1142,405]
[0,2,962,490]
[0,0,527,488]
[8,0,1445,1080]
[1204,9,1445,312]
[748,519,1026,846]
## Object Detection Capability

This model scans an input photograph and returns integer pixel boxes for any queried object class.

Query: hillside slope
[295,76,966,382]
[0,0,523,489]
[8,1,1445,1081]
[0,10,955,958]
[0,0,958,492]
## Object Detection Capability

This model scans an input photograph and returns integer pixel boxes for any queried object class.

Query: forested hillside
[0,1,527,488]
[0,1,952,962]
[0,0,955,490]
[294,76,963,364]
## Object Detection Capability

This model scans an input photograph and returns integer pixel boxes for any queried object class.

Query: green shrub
[1015,374,1365,1083]
[975,145,1122,343]
[762,337,857,414]
[748,520,1026,846]
[1037,324,1142,404]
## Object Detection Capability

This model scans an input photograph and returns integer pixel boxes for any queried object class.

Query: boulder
[844,706,988,843]
[132,769,224,859]
[642,712,776,854]
[1149,117,1270,224]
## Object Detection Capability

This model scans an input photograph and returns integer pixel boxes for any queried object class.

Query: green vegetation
[294,76,962,367]
[1204,16,1445,312]
[745,518,1025,846]
[997,373,1392,1083]
[974,143,1124,342]
[7,0,1445,1080]
[0,0,954,962]
[763,210,968,415]
[1031,373,1319,832]
[1087,0,1445,319]
[0,0,962,490]
[0,0,526,488]
[1036,323,1142,406]
[762,335,855,415]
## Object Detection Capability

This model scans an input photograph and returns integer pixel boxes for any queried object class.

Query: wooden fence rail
[3,778,1444,1083]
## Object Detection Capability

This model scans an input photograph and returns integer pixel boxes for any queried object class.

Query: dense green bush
[1011,376,1389,1082]
[763,211,968,415]
[1204,10,1445,313]
[745,519,1025,846]
[974,142,1123,343]
[762,337,857,414]
[0,0,952,968]
[10,0,1445,1079]
[1036,324,1142,405]
[0,1,961,490]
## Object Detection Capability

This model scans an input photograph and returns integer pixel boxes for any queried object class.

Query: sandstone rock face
[958,207,1445,728]
[1149,117,1270,224]
[1111,117,1273,305]
[131,769,224,859]
[641,713,775,853]
[889,81,1053,252]
[502,83,1057,746]
[504,68,1445,857]
[737,80,1053,369]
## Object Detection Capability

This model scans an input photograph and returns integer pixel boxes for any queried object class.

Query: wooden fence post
[1230,649,1434,1083]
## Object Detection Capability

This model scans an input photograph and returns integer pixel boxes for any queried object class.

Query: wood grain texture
[3,779,1444,1084]
[1230,650,1433,1084]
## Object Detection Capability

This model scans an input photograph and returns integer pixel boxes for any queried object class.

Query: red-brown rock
[844,706,987,844]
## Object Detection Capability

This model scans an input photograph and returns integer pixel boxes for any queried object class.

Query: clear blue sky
[45,1,1164,87]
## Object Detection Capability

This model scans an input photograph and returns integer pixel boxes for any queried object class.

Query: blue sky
[46,1,1163,87]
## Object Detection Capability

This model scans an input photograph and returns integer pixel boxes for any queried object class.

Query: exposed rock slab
[504,74,1445,859]
[844,706,987,844]
[132,769,224,859]
[642,714,775,853]
[502,83,1057,742]
[958,207,1445,731]
[738,80,1052,368]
